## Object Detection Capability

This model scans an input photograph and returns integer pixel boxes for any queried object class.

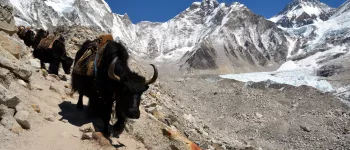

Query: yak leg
[102,102,113,136]
[48,59,59,75]
[76,94,83,110]
[40,61,46,70]
[113,106,126,137]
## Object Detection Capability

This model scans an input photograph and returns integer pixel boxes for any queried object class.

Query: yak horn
[145,64,158,85]
[108,57,121,81]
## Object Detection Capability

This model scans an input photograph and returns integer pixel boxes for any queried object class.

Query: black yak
[71,35,158,136]
[32,29,49,50]
[33,31,73,75]
[17,26,35,47]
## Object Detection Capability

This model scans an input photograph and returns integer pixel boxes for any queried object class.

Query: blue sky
[105,0,346,24]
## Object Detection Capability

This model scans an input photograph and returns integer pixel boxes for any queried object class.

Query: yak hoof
[113,123,125,137]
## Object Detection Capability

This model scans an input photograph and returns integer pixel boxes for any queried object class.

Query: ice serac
[270,0,335,28]
[282,0,350,68]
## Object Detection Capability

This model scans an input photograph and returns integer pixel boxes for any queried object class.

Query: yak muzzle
[126,108,140,119]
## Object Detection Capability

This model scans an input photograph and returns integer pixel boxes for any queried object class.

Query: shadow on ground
[58,101,124,148]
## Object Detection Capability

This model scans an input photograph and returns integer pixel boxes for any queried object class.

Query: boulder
[49,84,65,96]
[0,104,15,117]
[92,132,111,147]
[0,32,26,59]
[14,110,30,129]
[0,56,32,81]
[0,4,17,36]
[17,79,27,87]
[1,116,17,130]
[79,123,95,133]
[28,59,41,69]
[0,84,20,108]
[81,132,93,140]
[11,122,23,134]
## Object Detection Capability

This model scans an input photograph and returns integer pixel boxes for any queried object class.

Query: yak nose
[128,108,140,119]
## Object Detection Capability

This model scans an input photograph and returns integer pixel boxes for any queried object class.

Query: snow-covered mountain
[270,0,335,28]
[3,0,350,75]
[3,0,291,73]
[177,2,290,73]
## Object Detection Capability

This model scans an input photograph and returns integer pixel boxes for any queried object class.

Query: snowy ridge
[270,0,335,28]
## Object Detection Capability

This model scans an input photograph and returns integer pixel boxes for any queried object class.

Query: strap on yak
[93,34,113,77]
[72,34,113,77]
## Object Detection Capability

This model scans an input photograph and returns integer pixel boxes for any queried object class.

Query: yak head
[35,29,49,38]
[108,58,158,119]
[62,56,74,74]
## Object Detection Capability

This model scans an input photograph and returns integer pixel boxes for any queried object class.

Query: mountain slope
[270,0,335,28]
[178,2,289,73]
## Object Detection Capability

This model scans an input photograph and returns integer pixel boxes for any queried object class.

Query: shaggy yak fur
[71,39,158,136]
[17,29,35,47]
[33,29,73,75]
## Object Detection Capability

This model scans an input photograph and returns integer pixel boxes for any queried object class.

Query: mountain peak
[270,0,335,28]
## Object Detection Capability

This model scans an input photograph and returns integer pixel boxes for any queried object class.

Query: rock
[255,112,263,119]
[71,37,79,43]
[1,116,17,130]
[44,115,55,122]
[64,84,72,89]
[300,125,311,132]
[59,75,68,81]
[0,5,17,35]
[197,127,209,136]
[11,122,23,134]
[15,102,27,112]
[0,56,32,81]
[152,110,165,121]
[47,74,61,81]
[176,78,185,82]
[14,110,30,129]
[17,79,27,87]
[28,59,41,69]
[79,123,95,133]
[49,84,65,96]
[317,64,343,77]
[162,127,201,150]
[0,84,21,108]
[61,119,68,123]
[0,68,10,78]
[41,69,48,77]
[31,104,40,113]
[31,84,43,91]
[0,104,15,117]
[183,114,196,124]
[92,132,111,147]
[82,132,93,140]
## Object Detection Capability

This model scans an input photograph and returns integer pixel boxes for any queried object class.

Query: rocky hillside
[270,0,335,28]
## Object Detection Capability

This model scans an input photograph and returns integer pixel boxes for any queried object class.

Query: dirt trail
[0,66,146,150]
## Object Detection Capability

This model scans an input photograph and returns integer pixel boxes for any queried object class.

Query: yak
[71,37,158,136]
[17,26,35,47]
[32,29,49,50]
[33,30,73,75]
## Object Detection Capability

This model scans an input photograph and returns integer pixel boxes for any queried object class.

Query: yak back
[33,29,48,50]
[37,35,58,50]
[33,38,66,63]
